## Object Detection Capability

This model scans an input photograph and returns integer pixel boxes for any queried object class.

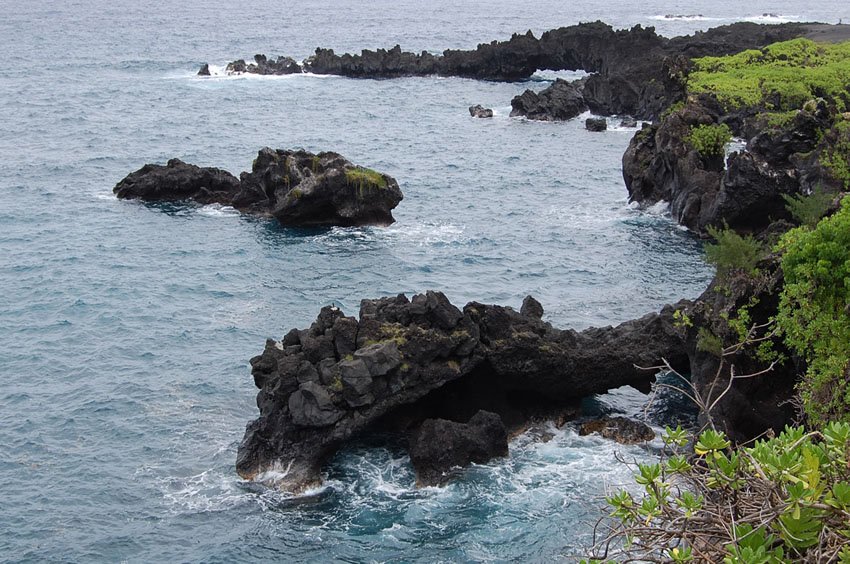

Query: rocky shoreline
[220,22,850,489]
[200,21,846,119]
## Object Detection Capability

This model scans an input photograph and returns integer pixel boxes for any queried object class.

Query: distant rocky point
[114,148,403,227]
[198,21,845,119]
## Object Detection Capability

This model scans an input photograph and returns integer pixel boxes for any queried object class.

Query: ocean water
[1,1,842,562]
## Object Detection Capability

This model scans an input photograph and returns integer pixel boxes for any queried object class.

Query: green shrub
[777,196,850,426]
[686,123,732,157]
[782,187,835,227]
[704,224,766,278]
[822,121,850,189]
[590,423,850,562]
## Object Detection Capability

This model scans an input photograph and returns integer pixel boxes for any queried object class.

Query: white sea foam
[650,14,717,22]
[743,13,800,23]
[531,68,590,82]
[197,203,240,217]
[194,64,337,81]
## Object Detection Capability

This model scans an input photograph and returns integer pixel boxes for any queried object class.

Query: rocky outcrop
[510,78,587,121]
[469,104,494,118]
[114,148,403,227]
[204,21,816,119]
[622,97,725,231]
[409,410,509,486]
[237,291,688,491]
[579,416,655,444]
[622,96,843,234]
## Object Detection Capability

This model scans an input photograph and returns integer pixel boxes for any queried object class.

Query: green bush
[688,38,850,111]
[590,424,850,562]
[822,121,850,190]
[777,196,850,426]
[704,223,766,279]
[782,188,835,227]
[686,123,732,157]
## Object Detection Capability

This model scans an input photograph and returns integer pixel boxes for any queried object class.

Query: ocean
[1,1,844,561]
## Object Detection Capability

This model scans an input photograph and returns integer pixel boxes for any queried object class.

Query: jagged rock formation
[225,54,302,75]
[114,148,403,227]
[237,291,687,491]
[203,21,814,119]
[510,78,587,121]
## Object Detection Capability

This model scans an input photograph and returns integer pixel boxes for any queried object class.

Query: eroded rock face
[114,148,403,227]
[579,416,655,444]
[237,292,688,491]
[409,410,509,486]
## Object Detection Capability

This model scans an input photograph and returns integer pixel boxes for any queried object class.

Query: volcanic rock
[469,104,494,118]
[112,159,240,203]
[212,21,814,119]
[114,148,403,227]
[586,117,608,131]
[579,416,655,444]
[510,78,587,121]
[236,291,688,491]
[409,410,509,486]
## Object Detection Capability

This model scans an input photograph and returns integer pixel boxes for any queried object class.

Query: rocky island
[114,148,403,227]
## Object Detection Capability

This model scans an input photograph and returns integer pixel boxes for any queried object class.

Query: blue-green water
[1,1,842,562]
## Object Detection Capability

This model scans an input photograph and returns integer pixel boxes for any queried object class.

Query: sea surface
[1,1,844,562]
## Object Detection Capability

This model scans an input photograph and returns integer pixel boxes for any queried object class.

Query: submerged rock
[237,291,688,491]
[468,104,494,118]
[409,410,509,486]
[114,148,403,227]
[579,416,655,444]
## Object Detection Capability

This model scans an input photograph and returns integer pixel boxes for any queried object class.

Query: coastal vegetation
[688,38,850,112]
[686,123,732,158]
[588,195,850,562]
[777,197,850,427]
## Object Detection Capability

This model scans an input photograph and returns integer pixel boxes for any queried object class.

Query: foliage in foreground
[688,38,850,111]
[587,424,850,563]
[777,196,850,427]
